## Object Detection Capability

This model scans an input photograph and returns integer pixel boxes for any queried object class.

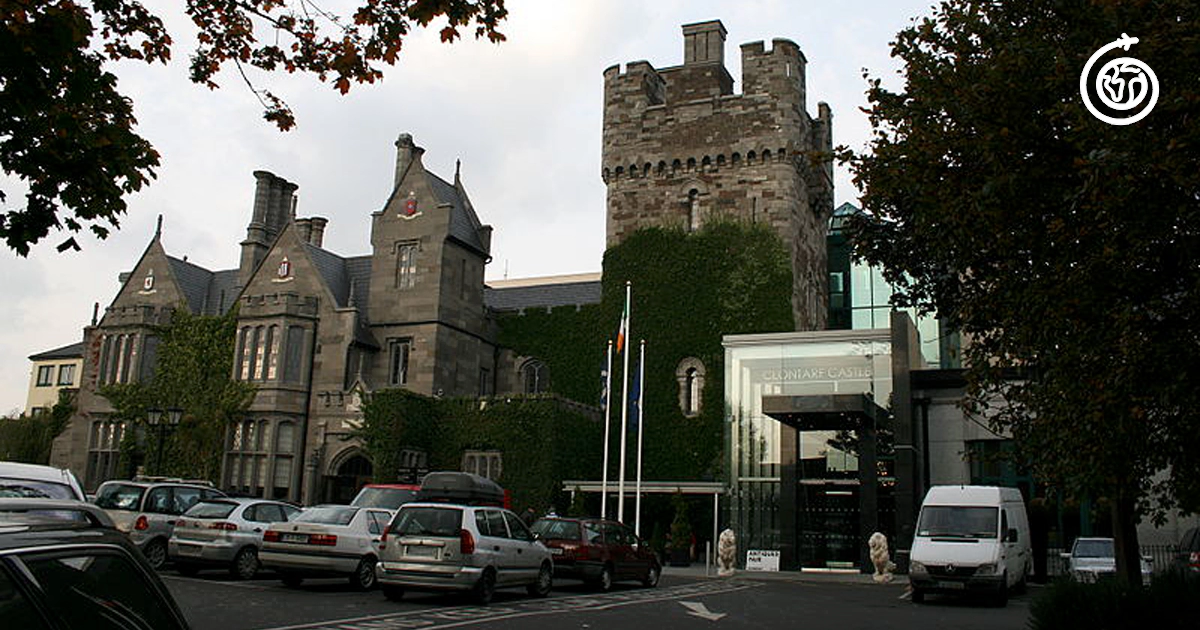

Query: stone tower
[602,20,834,330]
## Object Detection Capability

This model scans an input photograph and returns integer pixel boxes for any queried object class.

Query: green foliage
[0,390,75,463]
[356,390,601,513]
[847,0,1200,579]
[1030,572,1200,630]
[0,1,507,254]
[669,491,692,553]
[101,308,254,480]
[499,220,794,484]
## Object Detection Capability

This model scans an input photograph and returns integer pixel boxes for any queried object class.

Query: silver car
[260,504,394,590]
[1062,537,1153,583]
[0,461,85,501]
[376,503,553,604]
[93,479,226,569]
[169,497,300,579]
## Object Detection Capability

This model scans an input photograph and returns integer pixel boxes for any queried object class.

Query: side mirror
[1006,528,1019,543]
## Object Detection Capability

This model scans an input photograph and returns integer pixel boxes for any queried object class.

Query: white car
[1062,537,1153,583]
[0,461,84,501]
[260,504,394,590]
[169,497,300,579]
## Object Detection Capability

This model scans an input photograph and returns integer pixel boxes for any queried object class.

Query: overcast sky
[0,0,938,414]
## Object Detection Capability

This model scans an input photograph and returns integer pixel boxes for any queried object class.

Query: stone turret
[601,21,834,331]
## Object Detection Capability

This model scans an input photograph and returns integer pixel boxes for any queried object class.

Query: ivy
[0,390,75,464]
[500,220,794,483]
[101,307,255,480]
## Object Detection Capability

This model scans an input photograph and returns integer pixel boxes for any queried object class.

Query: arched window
[521,360,549,394]
[676,358,706,417]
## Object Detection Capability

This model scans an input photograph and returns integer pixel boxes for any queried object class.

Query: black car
[0,498,191,629]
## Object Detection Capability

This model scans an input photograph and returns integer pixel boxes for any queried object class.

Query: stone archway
[324,450,373,504]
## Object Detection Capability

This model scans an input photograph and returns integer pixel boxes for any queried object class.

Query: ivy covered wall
[499,220,795,483]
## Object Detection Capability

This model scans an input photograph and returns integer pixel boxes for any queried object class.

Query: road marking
[679,601,726,621]
[262,580,755,630]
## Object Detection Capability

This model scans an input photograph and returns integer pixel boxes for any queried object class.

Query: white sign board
[745,549,780,572]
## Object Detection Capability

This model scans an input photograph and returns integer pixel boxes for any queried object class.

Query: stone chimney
[682,20,726,65]
[394,133,425,188]
[309,217,328,248]
[295,217,312,243]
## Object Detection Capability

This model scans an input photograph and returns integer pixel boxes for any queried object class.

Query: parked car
[908,485,1032,605]
[92,478,226,569]
[168,497,300,579]
[0,461,85,501]
[1061,537,1153,583]
[1172,527,1200,574]
[375,472,552,604]
[260,504,394,590]
[351,483,421,510]
[0,498,191,629]
[530,516,660,591]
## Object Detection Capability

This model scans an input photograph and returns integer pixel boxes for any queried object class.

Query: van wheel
[526,562,552,597]
[473,568,496,605]
[992,576,1009,607]
[911,588,925,603]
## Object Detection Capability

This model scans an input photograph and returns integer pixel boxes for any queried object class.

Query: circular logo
[1080,34,1159,126]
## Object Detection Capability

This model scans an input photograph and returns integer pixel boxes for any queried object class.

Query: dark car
[351,484,421,510]
[1173,527,1200,574]
[530,517,660,591]
[0,498,191,629]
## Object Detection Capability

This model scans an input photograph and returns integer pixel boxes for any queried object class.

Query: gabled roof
[429,173,487,256]
[300,244,378,349]
[304,243,351,307]
[166,257,240,315]
[28,341,84,362]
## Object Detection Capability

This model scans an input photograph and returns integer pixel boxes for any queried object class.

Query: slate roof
[485,280,602,313]
[302,245,378,348]
[203,270,240,315]
[28,341,84,361]
[166,257,240,315]
[428,173,486,255]
[304,243,351,307]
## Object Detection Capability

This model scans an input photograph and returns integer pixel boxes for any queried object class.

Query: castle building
[48,135,559,503]
[602,20,834,330]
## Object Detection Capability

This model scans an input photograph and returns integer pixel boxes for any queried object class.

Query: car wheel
[350,556,378,591]
[381,585,405,602]
[281,573,304,588]
[595,564,613,592]
[143,539,168,570]
[911,588,925,603]
[642,562,661,588]
[527,562,552,598]
[230,547,259,580]
[473,568,496,605]
[176,563,200,577]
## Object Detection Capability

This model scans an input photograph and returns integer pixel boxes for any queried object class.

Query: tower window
[687,189,700,232]
[396,242,418,289]
[521,360,549,394]
[676,358,706,417]
[389,338,411,386]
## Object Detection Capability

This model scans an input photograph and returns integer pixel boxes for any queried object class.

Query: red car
[530,517,660,591]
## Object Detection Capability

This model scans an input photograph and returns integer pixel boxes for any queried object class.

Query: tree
[848,0,1200,584]
[0,389,74,463]
[0,1,507,255]
[101,308,255,480]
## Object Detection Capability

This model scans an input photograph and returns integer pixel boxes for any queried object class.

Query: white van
[908,485,1031,605]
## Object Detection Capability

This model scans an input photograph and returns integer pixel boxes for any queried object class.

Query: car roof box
[417,472,505,506]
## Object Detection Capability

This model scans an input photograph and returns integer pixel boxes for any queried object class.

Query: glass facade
[724,330,893,560]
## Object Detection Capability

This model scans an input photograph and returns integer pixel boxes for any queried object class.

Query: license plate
[282,534,308,544]
[551,548,563,556]
[406,545,438,558]
[937,581,965,590]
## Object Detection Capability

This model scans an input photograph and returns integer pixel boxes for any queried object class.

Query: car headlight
[910,561,927,575]
[975,563,997,576]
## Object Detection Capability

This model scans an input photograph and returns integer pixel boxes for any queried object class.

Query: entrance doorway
[798,482,861,569]
[326,453,372,504]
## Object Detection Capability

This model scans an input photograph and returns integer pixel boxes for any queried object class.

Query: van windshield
[917,506,998,538]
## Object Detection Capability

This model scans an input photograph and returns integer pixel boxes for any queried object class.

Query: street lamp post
[146,407,183,476]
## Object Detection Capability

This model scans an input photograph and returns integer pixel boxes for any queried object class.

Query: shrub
[1029,570,1200,629]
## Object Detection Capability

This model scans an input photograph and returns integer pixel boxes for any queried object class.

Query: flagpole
[600,340,613,520]
[618,281,631,523]
[635,339,646,537]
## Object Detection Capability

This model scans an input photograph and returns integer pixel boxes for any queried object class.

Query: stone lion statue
[868,532,895,583]
[717,528,737,576]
